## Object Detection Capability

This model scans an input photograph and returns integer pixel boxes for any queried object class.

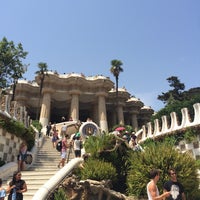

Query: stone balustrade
[136,103,200,142]
[136,103,200,159]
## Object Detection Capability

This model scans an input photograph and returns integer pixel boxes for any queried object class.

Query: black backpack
[56,140,62,152]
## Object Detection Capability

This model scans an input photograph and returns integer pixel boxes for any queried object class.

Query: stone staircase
[4,136,74,200]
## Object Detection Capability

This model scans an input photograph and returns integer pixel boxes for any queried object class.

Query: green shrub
[54,188,69,200]
[80,158,117,182]
[127,141,200,199]
[84,134,116,158]
[196,159,200,169]
[0,117,35,150]
[183,127,198,143]
[31,120,42,132]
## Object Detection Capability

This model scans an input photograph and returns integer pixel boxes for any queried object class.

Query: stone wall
[178,135,200,160]
[0,127,24,163]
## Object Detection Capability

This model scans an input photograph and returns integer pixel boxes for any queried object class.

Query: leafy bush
[196,159,200,169]
[31,120,42,132]
[54,188,69,200]
[80,158,117,182]
[183,127,198,143]
[0,117,35,150]
[84,134,116,158]
[127,141,200,199]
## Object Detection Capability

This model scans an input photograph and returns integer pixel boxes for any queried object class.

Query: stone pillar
[24,109,28,128]
[131,113,138,131]
[4,95,11,117]
[70,92,79,121]
[117,103,124,125]
[20,106,24,123]
[93,102,99,124]
[13,101,18,119]
[39,92,51,127]
[97,92,108,132]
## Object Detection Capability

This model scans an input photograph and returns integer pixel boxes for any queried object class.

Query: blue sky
[1,0,200,111]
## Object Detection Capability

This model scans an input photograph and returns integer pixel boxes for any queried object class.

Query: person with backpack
[57,134,70,168]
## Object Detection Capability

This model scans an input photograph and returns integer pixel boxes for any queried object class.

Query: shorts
[61,151,67,159]
[17,153,27,161]
[74,150,81,157]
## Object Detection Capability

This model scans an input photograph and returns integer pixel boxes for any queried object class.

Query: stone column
[71,94,79,121]
[117,103,124,125]
[24,109,28,128]
[39,92,51,127]
[131,113,138,131]
[20,106,24,123]
[93,102,99,124]
[13,101,18,119]
[4,95,11,117]
[70,92,80,121]
[97,92,108,132]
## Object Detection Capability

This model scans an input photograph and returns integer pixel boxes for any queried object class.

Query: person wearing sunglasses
[163,169,186,200]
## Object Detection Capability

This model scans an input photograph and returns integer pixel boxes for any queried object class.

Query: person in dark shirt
[163,169,186,200]
[7,171,27,200]
[46,122,52,137]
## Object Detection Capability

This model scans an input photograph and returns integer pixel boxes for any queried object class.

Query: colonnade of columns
[39,90,140,132]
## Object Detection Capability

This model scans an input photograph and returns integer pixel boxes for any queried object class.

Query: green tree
[35,62,49,120]
[157,76,185,105]
[110,59,123,124]
[152,92,200,124]
[0,37,28,100]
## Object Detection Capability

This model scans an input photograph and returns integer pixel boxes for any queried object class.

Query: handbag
[25,154,33,164]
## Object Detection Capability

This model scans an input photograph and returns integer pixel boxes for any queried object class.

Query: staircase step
[21,137,75,199]
[2,137,75,200]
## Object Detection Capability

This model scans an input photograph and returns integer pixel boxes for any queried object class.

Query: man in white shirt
[147,169,170,200]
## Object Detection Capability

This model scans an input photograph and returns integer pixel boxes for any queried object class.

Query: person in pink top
[57,134,70,168]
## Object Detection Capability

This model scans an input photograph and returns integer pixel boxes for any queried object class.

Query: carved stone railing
[136,103,200,143]
[0,94,30,127]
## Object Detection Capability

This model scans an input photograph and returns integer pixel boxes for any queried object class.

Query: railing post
[147,122,153,138]
[180,107,191,128]
[161,115,168,133]
[170,112,179,131]
[153,119,160,136]
[193,103,200,125]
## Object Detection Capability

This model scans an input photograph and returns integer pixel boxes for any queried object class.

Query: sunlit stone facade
[14,72,154,132]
